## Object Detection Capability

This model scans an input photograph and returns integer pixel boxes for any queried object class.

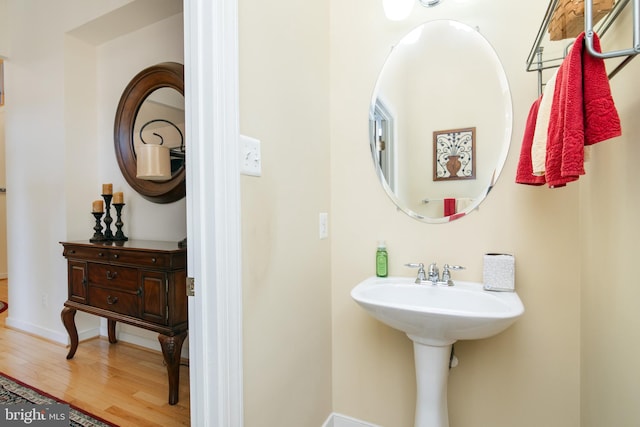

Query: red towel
[443,198,456,217]
[545,32,621,188]
[583,33,621,145]
[516,96,546,185]
[546,34,584,187]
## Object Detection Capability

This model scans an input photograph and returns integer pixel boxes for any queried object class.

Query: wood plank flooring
[0,279,190,426]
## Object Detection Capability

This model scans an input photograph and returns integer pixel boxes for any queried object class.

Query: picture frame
[433,127,476,181]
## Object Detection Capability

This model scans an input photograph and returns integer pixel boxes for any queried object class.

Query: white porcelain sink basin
[352,276,524,427]
[351,276,524,346]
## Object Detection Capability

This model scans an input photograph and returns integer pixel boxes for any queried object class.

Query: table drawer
[109,250,174,268]
[88,263,138,291]
[64,245,110,262]
[88,287,139,317]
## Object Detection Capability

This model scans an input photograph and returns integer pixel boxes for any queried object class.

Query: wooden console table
[60,240,188,405]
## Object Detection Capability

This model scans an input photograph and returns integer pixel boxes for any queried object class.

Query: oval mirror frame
[114,62,185,204]
[369,20,513,223]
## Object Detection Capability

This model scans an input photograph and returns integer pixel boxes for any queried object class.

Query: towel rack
[526,0,640,95]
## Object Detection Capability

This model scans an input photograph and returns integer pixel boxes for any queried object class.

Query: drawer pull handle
[151,258,157,263]
[98,252,104,257]
[106,296,119,305]
[113,254,119,259]
[106,271,118,280]
[69,250,76,254]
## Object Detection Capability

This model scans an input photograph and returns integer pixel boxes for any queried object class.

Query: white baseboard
[6,317,188,359]
[4,316,90,345]
[101,322,189,359]
[111,330,160,351]
[322,413,382,427]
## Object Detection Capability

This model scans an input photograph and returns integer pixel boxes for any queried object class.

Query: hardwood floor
[0,279,190,426]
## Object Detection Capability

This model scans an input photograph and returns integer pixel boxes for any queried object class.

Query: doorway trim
[184,0,243,426]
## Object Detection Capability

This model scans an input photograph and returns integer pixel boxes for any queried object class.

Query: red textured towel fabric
[546,34,584,187]
[583,32,622,145]
[545,32,621,188]
[443,198,456,217]
[516,96,546,185]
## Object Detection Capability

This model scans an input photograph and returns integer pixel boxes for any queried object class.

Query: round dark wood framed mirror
[114,62,185,204]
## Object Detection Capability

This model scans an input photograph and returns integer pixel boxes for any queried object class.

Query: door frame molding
[184,0,243,425]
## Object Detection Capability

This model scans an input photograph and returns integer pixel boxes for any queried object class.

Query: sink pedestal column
[413,341,453,427]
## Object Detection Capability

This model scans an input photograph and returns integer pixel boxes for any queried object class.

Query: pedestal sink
[351,276,524,427]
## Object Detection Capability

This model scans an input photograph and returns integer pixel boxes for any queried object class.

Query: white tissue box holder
[483,253,515,292]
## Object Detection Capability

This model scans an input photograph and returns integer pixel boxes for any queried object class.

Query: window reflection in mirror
[371,100,395,191]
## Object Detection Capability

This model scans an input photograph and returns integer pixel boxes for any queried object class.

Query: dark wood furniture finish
[60,240,188,405]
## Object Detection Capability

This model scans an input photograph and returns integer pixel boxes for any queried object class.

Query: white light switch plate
[240,135,261,176]
[319,212,329,239]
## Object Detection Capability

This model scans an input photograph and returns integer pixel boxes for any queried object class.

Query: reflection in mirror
[371,100,396,190]
[369,20,512,223]
[134,88,186,180]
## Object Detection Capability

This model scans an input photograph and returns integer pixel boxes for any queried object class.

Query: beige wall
[330,1,581,426]
[239,0,332,426]
[0,0,7,57]
[580,5,640,426]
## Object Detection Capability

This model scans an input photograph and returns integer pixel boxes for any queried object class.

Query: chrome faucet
[427,262,439,283]
[405,262,465,286]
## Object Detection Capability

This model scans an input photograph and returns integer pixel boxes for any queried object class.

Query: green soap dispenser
[376,241,388,277]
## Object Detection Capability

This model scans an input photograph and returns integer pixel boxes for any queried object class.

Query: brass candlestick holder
[102,194,114,240]
[113,203,128,241]
[90,211,105,242]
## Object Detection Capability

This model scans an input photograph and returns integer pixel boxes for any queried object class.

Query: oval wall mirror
[114,62,185,204]
[369,20,512,223]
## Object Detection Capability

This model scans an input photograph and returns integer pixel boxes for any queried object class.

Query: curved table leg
[107,319,118,343]
[61,307,78,360]
[158,331,188,405]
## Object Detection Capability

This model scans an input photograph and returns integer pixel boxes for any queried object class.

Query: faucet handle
[405,263,426,283]
[405,263,424,269]
[441,264,465,286]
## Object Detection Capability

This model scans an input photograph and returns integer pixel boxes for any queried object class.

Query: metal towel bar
[526,0,639,94]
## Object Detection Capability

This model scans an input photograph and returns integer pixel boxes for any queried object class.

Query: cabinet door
[140,270,167,324]
[68,260,87,303]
